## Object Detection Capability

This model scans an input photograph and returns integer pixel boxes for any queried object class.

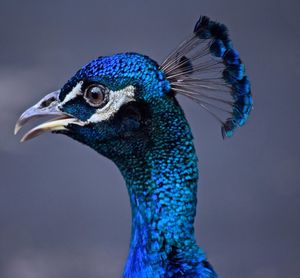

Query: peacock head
[15,53,176,160]
[16,16,253,159]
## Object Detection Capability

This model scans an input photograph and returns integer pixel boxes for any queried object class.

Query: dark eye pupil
[84,85,107,107]
[89,88,102,100]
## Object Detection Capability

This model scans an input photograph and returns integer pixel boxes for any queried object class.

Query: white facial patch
[87,85,136,123]
[59,81,83,106]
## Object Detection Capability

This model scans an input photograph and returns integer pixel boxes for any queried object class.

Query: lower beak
[15,90,82,142]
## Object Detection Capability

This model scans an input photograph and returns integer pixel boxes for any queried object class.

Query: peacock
[15,16,252,277]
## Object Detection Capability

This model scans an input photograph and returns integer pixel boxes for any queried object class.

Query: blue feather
[194,16,211,39]
[224,48,240,65]
[210,39,226,58]
[233,76,251,96]
[209,21,230,46]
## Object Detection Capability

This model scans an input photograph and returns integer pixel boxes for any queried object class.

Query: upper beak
[15,90,82,142]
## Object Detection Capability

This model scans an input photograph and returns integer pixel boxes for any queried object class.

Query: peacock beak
[15,90,82,142]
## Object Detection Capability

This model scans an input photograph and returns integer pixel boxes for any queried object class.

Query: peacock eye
[84,84,108,107]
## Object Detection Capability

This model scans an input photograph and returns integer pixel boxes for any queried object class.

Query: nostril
[40,97,56,108]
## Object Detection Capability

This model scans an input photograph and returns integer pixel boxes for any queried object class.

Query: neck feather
[113,105,210,277]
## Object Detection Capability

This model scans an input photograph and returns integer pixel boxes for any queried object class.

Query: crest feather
[160,16,253,138]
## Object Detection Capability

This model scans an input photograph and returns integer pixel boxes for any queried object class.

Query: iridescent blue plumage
[60,54,170,100]
[16,15,253,277]
[57,52,218,277]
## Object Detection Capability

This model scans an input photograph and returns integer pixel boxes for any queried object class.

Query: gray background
[0,0,299,277]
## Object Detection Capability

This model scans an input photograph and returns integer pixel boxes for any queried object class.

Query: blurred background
[0,0,299,277]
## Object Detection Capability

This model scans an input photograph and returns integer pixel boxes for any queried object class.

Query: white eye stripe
[87,85,135,123]
[60,82,136,125]
[59,81,83,106]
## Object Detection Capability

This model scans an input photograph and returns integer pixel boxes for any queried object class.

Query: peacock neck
[115,113,207,276]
